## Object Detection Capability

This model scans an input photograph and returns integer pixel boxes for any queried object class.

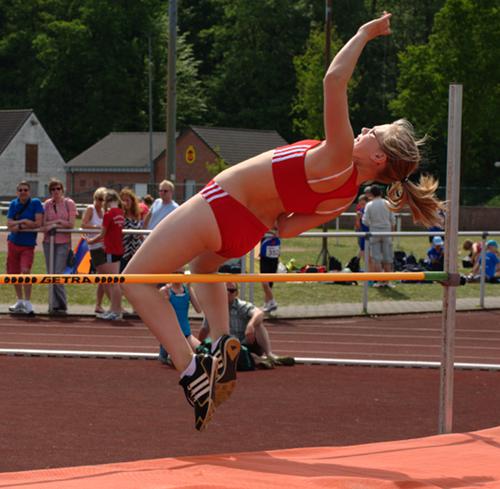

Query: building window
[25,144,38,173]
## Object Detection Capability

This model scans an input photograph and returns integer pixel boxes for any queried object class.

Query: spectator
[472,239,500,283]
[87,189,125,320]
[119,188,144,272]
[143,180,179,230]
[462,239,482,268]
[42,178,77,314]
[139,194,154,222]
[6,181,44,315]
[158,272,202,365]
[199,282,294,368]
[362,184,396,287]
[427,210,445,243]
[81,187,108,315]
[354,194,370,265]
[425,236,445,271]
[259,233,281,313]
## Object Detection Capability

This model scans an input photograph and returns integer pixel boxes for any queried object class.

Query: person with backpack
[6,181,44,315]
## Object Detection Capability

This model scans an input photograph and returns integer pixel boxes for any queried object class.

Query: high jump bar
[0,271,450,285]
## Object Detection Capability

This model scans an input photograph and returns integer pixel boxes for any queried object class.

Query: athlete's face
[353,124,390,178]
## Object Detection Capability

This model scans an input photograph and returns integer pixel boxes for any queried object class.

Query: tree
[154,11,208,129]
[0,0,207,159]
[390,0,500,191]
[202,0,315,139]
[292,26,345,139]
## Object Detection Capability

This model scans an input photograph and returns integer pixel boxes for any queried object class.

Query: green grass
[1,229,498,307]
[248,232,499,307]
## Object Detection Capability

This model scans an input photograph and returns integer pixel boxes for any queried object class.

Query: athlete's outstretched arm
[322,12,392,159]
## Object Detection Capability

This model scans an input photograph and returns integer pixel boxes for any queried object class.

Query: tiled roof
[190,126,287,165]
[67,132,168,168]
[0,109,33,155]
[67,126,288,169]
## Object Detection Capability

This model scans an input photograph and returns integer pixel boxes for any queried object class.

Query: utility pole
[148,33,154,189]
[166,0,177,184]
[317,0,333,267]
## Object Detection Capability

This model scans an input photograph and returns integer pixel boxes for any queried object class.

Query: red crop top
[271,140,359,214]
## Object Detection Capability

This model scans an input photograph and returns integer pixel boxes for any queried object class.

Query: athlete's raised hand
[358,11,392,41]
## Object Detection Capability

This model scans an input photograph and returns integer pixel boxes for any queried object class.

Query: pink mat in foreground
[2,426,500,489]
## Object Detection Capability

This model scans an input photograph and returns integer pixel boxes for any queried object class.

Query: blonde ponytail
[386,175,444,228]
[376,119,444,228]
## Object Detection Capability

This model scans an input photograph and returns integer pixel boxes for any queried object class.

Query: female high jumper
[122,11,443,431]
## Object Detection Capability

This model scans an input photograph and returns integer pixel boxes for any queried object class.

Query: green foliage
[205,149,229,177]
[154,12,208,128]
[390,0,500,187]
[292,26,355,139]
[486,195,500,208]
[0,0,207,159]
[201,0,315,139]
[0,0,496,196]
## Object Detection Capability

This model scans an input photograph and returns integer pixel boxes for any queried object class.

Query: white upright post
[439,84,462,434]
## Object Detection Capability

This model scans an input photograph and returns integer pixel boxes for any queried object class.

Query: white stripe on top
[201,182,229,203]
[307,163,354,184]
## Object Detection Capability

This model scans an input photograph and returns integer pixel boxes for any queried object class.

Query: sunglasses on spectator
[96,197,104,201]
[227,288,238,293]
[50,186,62,191]
[17,188,29,192]
[159,189,170,193]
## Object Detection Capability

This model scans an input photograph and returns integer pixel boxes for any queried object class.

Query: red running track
[1,310,500,472]
[1,310,500,364]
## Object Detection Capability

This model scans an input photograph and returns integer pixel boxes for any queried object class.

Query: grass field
[0,228,498,309]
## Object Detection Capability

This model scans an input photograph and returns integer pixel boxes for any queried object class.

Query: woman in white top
[81,187,107,314]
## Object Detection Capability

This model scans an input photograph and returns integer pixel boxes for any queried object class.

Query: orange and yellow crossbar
[0,272,448,285]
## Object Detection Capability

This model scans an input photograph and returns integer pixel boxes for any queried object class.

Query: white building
[0,109,66,198]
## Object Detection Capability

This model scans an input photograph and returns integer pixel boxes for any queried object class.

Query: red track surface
[1,310,500,363]
[1,310,500,472]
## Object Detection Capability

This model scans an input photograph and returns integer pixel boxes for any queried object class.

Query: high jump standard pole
[439,83,463,434]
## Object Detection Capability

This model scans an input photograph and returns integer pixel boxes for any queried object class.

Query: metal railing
[1,226,497,313]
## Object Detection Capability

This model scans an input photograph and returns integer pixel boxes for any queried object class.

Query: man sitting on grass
[199,282,295,369]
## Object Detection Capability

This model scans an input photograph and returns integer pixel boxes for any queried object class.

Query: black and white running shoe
[212,335,241,407]
[179,353,218,431]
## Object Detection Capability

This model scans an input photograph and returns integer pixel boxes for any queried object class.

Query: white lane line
[1,348,499,371]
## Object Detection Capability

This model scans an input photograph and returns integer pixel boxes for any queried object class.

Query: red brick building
[66,126,287,203]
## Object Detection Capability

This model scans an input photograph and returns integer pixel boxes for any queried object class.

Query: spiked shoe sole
[214,336,241,408]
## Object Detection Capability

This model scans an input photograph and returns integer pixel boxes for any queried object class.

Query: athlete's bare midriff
[215,150,284,227]
[215,143,357,226]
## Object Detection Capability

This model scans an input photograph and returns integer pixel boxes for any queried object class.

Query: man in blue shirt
[144,180,179,230]
[7,181,44,314]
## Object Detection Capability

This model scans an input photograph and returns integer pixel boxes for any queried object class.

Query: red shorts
[200,181,268,258]
[7,241,35,274]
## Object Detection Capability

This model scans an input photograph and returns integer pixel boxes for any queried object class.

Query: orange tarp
[1,426,500,488]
